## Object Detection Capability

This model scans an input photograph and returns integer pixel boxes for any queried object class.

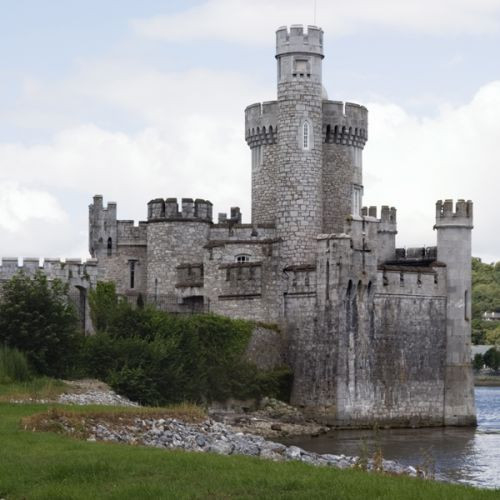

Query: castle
[0,25,476,427]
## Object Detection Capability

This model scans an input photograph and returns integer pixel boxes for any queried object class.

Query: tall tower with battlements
[274,25,324,264]
[435,199,476,426]
[245,25,369,265]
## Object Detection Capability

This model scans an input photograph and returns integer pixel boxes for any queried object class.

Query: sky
[0,0,499,262]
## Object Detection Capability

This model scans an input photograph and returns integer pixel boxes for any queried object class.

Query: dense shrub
[0,344,31,383]
[82,283,293,406]
[473,353,484,372]
[483,348,500,372]
[471,258,500,344]
[0,272,80,377]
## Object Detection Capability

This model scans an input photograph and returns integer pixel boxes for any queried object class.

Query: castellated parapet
[147,197,213,222]
[323,101,368,148]
[276,25,324,58]
[0,24,476,429]
[435,199,473,228]
[0,257,98,334]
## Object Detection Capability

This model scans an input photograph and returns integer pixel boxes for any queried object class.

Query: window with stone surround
[303,121,310,150]
[235,254,251,263]
[129,260,137,289]
[293,58,310,77]
[352,186,362,216]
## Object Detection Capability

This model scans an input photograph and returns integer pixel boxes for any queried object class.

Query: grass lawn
[0,378,67,402]
[475,375,500,386]
[0,403,498,500]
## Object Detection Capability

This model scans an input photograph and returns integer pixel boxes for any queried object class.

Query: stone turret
[88,195,117,259]
[435,199,476,426]
[275,25,324,264]
[322,101,368,233]
[377,206,397,263]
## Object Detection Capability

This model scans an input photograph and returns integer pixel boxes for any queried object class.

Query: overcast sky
[0,0,499,262]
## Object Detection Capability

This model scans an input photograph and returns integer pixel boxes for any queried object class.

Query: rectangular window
[303,122,309,150]
[129,260,136,289]
[352,187,362,216]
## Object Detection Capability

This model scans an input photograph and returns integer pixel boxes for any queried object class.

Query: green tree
[472,353,484,372]
[0,271,79,377]
[88,281,118,332]
[485,325,500,346]
[483,348,500,372]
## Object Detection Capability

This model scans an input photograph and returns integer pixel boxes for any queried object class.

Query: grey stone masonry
[0,24,476,429]
[275,25,324,264]
[435,200,476,426]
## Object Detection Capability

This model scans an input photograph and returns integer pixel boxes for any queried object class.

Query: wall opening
[465,290,470,321]
[303,121,310,150]
[346,279,353,298]
[107,237,112,257]
[236,254,251,263]
[129,260,136,289]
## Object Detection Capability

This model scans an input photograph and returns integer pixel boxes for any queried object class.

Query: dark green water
[285,387,500,488]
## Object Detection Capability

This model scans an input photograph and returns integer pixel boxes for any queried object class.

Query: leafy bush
[471,258,499,344]
[473,353,484,372]
[483,348,500,372]
[82,282,293,406]
[0,345,31,383]
[485,325,500,346]
[0,272,80,377]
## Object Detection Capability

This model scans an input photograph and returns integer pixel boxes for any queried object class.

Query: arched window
[235,254,251,263]
[107,237,112,257]
[303,121,310,150]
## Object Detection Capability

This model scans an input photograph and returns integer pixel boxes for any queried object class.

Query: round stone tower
[322,101,368,233]
[435,199,476,426]
[274,25,325,264]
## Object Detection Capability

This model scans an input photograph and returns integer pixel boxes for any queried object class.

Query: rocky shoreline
[15,382,438,481]
[28,410,424,479]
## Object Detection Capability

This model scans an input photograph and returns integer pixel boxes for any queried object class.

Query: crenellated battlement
[323,101,368,148]
[245,101,278,148]
[89,195,117,218]
[435,199,473,228]
[117,220,147,243]
[276,25,323,57]
[392,246,438,262]
[0,257,98,282]
[361,205,397,226]
[147,197,213,222]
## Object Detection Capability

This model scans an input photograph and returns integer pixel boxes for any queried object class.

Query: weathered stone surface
[0,25,475,429]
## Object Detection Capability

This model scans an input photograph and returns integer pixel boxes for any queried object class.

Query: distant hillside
[472,258,500,344]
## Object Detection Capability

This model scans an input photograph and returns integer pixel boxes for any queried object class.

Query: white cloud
[0,54,498,262]
[133,0,500,44]
[363,81,500,261]
[0,182,67,233]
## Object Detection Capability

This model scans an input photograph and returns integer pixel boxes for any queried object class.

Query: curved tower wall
[146,198,211,298]
[435,199,476,426]
[275,25,324,264]
[322,101,368,233]
[245,101,278,225]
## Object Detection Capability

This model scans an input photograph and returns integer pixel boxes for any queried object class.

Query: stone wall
[146,220,210,298]
[0,257,98,334]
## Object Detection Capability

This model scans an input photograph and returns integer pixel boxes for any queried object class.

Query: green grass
[0,377,67,402]
[0,403,498,499]
[475,375,500,386]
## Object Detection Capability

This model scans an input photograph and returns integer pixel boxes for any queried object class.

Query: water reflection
[284,387,500,488]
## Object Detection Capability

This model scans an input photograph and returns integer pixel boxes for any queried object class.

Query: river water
[285,387,500,489]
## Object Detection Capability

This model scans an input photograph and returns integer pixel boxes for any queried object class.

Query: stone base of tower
[444,365,477,426]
